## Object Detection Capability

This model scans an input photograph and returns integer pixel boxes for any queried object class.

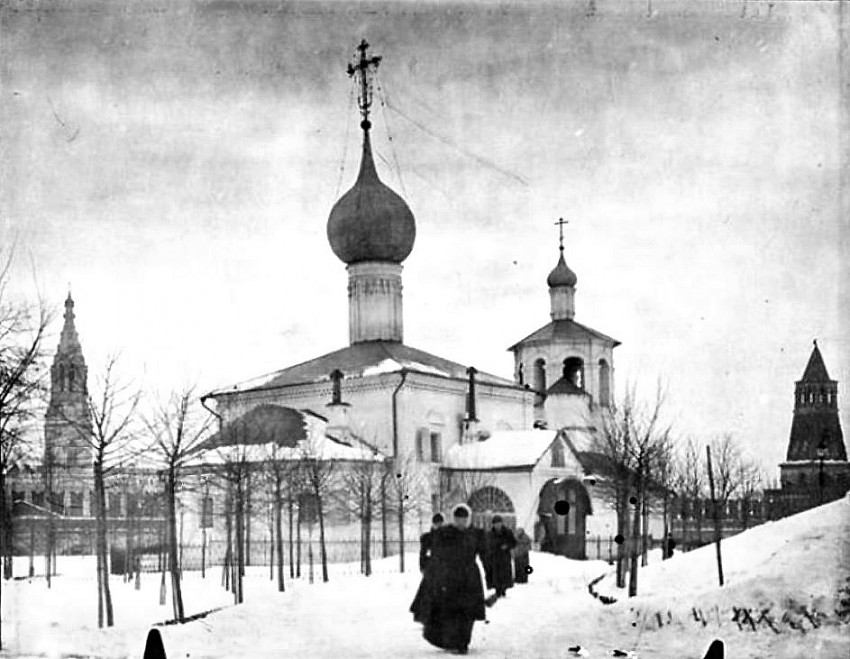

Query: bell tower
[44,293,92,470]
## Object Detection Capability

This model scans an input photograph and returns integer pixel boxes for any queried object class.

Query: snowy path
[3,498,849,658]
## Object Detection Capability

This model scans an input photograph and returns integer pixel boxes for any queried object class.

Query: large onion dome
[327,131,416,265]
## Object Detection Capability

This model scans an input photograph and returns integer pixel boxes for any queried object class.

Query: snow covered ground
[2,496,848,658]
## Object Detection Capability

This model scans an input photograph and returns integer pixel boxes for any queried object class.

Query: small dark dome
[547,252,577,288]
[327,132,416,265]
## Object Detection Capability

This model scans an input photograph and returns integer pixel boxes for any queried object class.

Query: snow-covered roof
[443,430,559,470]
[207,341,519,396]
[198,408,382,465]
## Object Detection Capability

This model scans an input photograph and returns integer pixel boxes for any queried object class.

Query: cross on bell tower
[554,217,569,253]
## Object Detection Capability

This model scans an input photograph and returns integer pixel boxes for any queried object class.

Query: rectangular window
[201,496,214,528]
[108,493,121,517]
[31,491,44,508]
[68,492,83,516]
[430,432,441,463]
[416,429,426,461]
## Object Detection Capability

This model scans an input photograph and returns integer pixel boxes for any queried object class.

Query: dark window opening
[430,432,442,463]
[598,359,611,406]
[551,441,565,468]
[201,496,214,528]
[68,492,83,516]
[563,357,584,389]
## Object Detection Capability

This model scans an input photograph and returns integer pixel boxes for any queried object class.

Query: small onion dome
[547,252,577,288]
[327,131,416,264]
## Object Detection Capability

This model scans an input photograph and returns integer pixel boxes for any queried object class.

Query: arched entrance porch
[536,478,592,559]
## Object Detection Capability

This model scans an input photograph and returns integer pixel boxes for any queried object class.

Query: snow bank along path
[2,497,848,658]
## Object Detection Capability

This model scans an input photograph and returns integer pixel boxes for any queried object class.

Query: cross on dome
[347,39,382,131]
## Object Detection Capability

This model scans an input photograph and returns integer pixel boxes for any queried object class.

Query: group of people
[409,505,533,655]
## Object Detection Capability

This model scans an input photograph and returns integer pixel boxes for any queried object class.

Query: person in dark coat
[485,515,516,597]
[513,527,532,584]
[410,504,487,655]
[419,513,444,572]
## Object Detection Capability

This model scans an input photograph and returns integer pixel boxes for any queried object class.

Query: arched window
[517,362,524,386]
[563,357,584,389]
[68,366,76,392]
[533,359,546,394]
[598,359,611,406]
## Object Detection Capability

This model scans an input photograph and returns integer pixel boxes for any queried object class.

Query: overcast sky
[2,0,847,476]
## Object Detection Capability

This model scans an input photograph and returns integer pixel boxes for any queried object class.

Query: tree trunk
[94,460,114,626]
[167,468,184,622]
[287,492,294,579]
[28,521,35,577]
[296,502,302,578]
[381,477,388,558]
[705,446,724,587]
[0,472,12,580]
[201,523,207,579]
[317,492,329,583]
[275,477,284,592]
[397,494,405,573]
[662,490,670,560]
[97,548,104,628]
[615,486,627,588]
[629,485,642,597]
[245,472,251,567]
[640,495,649,567]
[224,492,232,592]
[235,479,244,603]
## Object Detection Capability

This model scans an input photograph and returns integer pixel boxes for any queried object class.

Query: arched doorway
[468,486,516,530]
[536,478,592,559]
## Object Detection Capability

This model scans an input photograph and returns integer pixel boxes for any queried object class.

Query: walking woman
[410,504,487,655]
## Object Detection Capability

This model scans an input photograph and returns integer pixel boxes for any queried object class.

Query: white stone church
[197,44,641,560]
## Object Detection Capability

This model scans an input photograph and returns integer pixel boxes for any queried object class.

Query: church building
[200,42,631,558]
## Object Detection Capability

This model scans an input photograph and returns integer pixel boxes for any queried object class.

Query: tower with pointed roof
[509,221,619,428]
[44,293,92,470]
[779,341,849,494]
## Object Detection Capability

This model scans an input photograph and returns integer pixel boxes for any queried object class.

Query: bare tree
[707,434,744,523]
[298,439,336,583]
[146,386,212,622]
[264,442,301,590]
[677,437,706,547]
[64,354,141,628]
[595,402,634,589]
[652,432,677,561]
[0,249,51,582]
[595,382,670,597]
[387,450,428,573]
[214,443,251,604]
[737,457,763,530]
[337,440,385,576]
